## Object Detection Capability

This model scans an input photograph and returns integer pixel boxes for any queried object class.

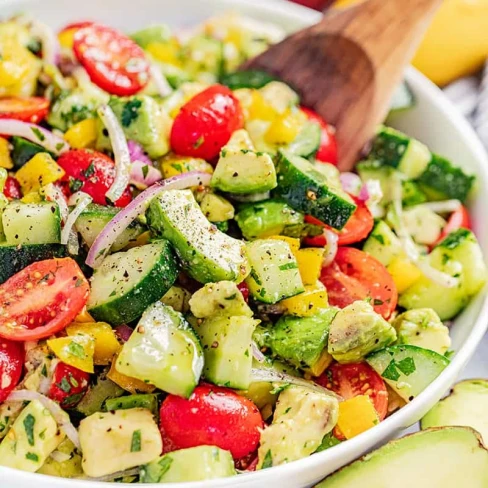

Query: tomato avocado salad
[0,10,485,483]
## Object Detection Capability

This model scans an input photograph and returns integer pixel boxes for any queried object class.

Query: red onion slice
[97,105,131,204]
[322,229,339,267]
[61,191,92,245]
[251,341,266,363]
[130,161,163,190]
[42,183,69,222]
[150,64,172,97]
[128,140,153,167]
[7,390,80,450]
[0,119,69,155]
[86,171,212,268]
[340,172,362,196]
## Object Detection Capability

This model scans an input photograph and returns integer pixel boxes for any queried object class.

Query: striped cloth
[443,61,488,150]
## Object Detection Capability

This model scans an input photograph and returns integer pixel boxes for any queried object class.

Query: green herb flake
[372,234,385,245]
[25,452,39,462]
[250,269,262,286]
[31,127,45,142]
[284,407,292,414]
[40,364,48,377]
[261,450,273,469]
[57,377,72,393]
[131,429,142,452]
[62,392,85,406]
[193,136,205,149]
[69,178,84,193]
[121,99,143,127]
[279,262,298,271]
[55,142,65,152]
[270,383,290,395]
[156,456,173,479]
[75,278,84,288]
[141,165,149,179]
[67,341,86,359]
[396,357,416,376]
[381,359,401,382]
[314,432,341,453]
[83,162,96,178]
[225,293,237,300]
[373,298,384,306]
[23,414,36,446]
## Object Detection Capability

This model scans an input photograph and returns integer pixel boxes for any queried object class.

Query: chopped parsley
[224,293,237,300]
[121,99,142,127]
[67,341,86,359]
[193,136,205,149]
[141,164,149,179]
[250,269,262,285]
[31,127,45,142]
[69,178,84,193]
[270,383,290,395]
[261,450,273,469]
[382,357,416,381]
[131,429,142,452]
[83,162,96,178]
[57,377,72,393]
[279,262,298,271]
[371,233,385,245]
[155,456,173,479]
[25,452,39,462]
[373,298,384,306]
[23,414,36,446]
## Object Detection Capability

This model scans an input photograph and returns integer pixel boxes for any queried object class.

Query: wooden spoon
[242,0,444,170]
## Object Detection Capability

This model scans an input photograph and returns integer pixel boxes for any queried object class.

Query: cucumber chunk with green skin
[10,136,46,169]
[75,204,145,252]
[220,70,276,90]
[147,189,249,284]
[76,377,125,417]
[116,302,203,398]
[141,446,236,483]
[367,344,449,402]
[287,121,321,160]
[316,427,488,488]
[235,199,304,240]
[87,241,178,326]
[0,243,66,284]
[274,150,356,230]
[421,379,488,444]
[255,308,337,374]
[417,153,475,202]
[362,220,403,267]
[104,394,159,416]
[194,314,258,390]
[2,201,61,245]
[245,239,304,304]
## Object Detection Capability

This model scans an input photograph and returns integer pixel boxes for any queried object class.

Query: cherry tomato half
[0,258,90,341]
[301,106,338,165]
[317,362,388,421]
[305,200,374,247]
[3,176,22,200]
[0,97,50,124]
[160,384,263,459]
[170,85,244,161]
[57,149,132,206]
[73,24,150,96]
[320,247,398,319]
[48,362,90,408]
[436,205,471,245]
[0,339,24,402]
[237,282,250,303]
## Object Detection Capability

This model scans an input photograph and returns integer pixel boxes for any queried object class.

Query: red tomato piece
[0,339,24,402]
[0,97,50,124]
[317,362,388,421]
[0,258,90,341]
[3,176,22,200]
[320,247,398,319]
[73,24,150,96]
[48,362,90,408]
[160,384,263,459]
[301,106,338,165]
[59,21,94,33]
[57,149,132,207]
[237,282,250,303]
[436,205,471,245]
[170,85,244,161]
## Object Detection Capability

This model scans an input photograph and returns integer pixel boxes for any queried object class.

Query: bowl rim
[1,0,488,486]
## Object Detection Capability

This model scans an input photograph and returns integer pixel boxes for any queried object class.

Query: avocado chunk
[130,24,172,47]
[211,129,277,194]
[79,407,162,478]
[96,95,171,158]
[75,376,125,417]
[189,281,253,318]
[245,238,304,304]
[393,308,451,355]
[117,302,203,398]
[421,379,488,445]
[105,394,159,416]
[37,439,83,478]
[161,285,191,313]
[257,385,339,469]
[328,301,397,364]
[255,308,337,375]
[147,189,249,284]
[0,400,65,472]
[0,401,23,440]
[316,427,488,487]
[141,445,236,482]
[235,199,304,240]
[199,193,235,222]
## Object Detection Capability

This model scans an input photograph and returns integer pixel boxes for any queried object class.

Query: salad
[0,11,485,483]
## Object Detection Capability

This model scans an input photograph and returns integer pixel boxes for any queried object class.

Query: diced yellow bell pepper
[58,27,78,50]
[281,282,328,317]
[0,137,13,169]
[47,334,95,373]
[337,395,379,440]
[161,155,214,179]
[295,248,325,286]
[63,119,97,149]
[108,356,156,394]
[15,153,65,194]
[305,349,333,377]
[387,256,423,294]
[248,90,279,122]
[267,235,301,254]
[67,322,121,366]
[146,40,182,67]
[264,109,304,145]
[21,192,42,203]
[74,307,95,323]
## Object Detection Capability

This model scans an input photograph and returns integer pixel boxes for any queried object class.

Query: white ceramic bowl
[1,0,488,487]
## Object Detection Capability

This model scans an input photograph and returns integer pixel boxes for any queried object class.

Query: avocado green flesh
[104,394,159,416]
[316,428,488,488]
[287,121,321,159]
[421,379,488,445]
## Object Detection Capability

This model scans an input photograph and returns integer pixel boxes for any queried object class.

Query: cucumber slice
[147,189,249,284]
[388,81,415,113]
[2,201,61,245]
[104,394,159,416]
[362,220,403,267]
[275,150,356,230]
[194,315,258,390]
[87,241,178,326]
[116,302,203,398]
[287,121,321,160]
[367,345,449,402]
[245,238,304,304]
[10,136,46,169]
[220,70,276,90]
[0,243,66,284]
[75,204,145,252]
